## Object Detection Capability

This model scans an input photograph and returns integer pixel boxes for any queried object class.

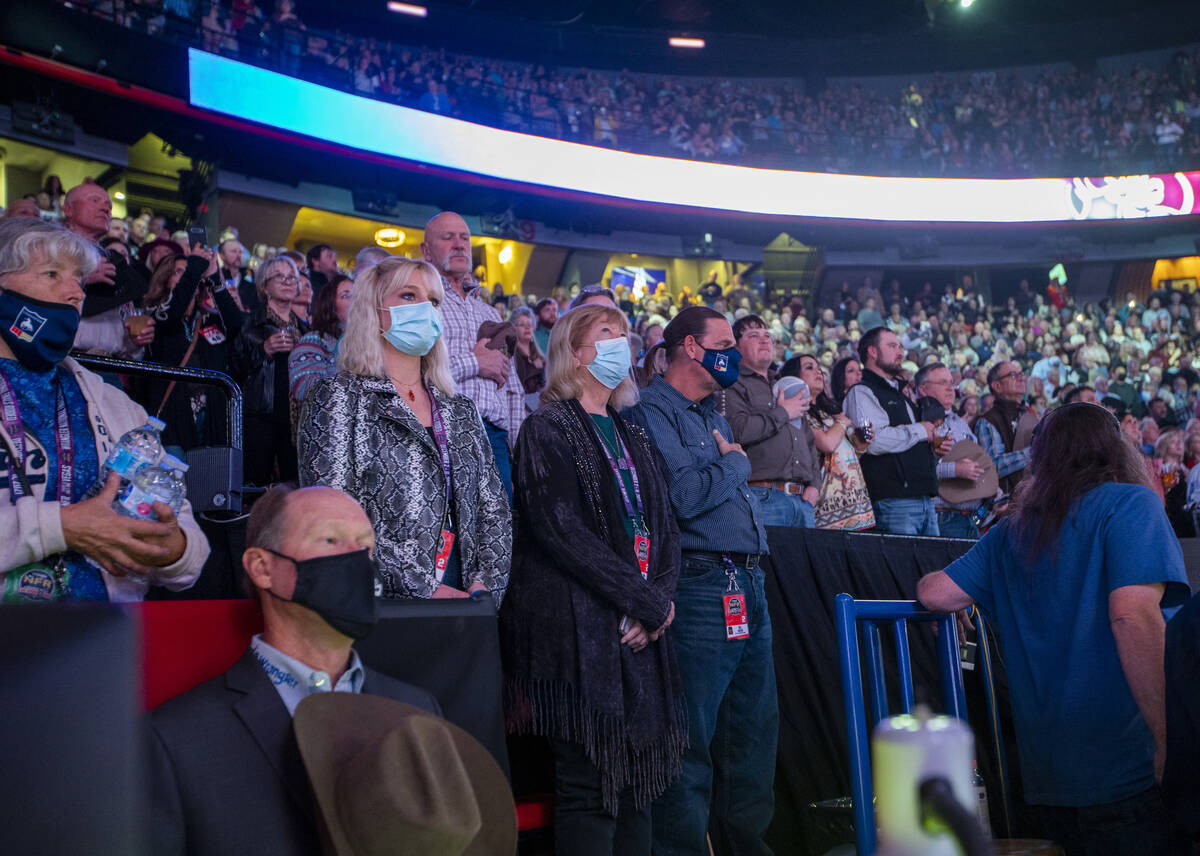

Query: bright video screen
[188,49,1199,224]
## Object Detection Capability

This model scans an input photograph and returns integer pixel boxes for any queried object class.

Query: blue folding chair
[834,594,1011,856]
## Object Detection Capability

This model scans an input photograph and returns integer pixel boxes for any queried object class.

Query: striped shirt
[624,376,767,555]
[976,417,1031,480]
[439,278,525,442]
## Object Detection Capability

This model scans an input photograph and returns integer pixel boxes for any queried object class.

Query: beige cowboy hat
[938,439,999,504]
[1013,408,1041,451]
[294,694,516,856]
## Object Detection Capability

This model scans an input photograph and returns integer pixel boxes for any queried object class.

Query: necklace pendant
[407,389,415,402]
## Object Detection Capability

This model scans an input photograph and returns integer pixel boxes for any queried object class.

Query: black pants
[1017,786,1190,856]
[243,413,297,487]
[551,739,650,856]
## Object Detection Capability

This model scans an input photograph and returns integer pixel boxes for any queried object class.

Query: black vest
[858,369,938,500]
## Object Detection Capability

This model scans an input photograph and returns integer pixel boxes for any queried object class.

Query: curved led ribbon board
[188,49,1200,224]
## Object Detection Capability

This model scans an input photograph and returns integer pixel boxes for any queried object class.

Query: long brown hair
[1009,402,1151,557]
[311,273,351,338]
[144,253,184,306]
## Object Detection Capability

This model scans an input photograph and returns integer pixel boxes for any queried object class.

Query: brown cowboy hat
[938,439,999,504]
[294,694,516,856]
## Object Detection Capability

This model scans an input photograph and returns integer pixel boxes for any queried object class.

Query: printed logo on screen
[10,307,47,343]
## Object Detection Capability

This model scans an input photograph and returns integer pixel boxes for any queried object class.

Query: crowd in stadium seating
[62,0,1200,176]
[11,177,1200,537]
[5,172,1200,852]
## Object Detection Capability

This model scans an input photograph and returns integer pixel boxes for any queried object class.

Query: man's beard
[880,357,904,377]
[540,317,555,329]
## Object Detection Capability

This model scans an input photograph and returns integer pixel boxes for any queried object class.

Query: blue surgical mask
[0,290,80,372]
[586,337,631,389]
[699,345,742,388]
[381,301,442,356]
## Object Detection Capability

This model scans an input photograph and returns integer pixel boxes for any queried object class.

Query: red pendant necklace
[392,377,419,403]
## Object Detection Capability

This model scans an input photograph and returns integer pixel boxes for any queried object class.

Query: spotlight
[373,227,405,248]
[498,245,513,264]
[386,2,427,16]
[113,191,126,201]
[960,0,974,8]
[669,37,705,49]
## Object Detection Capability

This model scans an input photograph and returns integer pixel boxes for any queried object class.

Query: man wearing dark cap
[147,485,440,856]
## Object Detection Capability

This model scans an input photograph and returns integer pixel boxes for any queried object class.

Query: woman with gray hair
[0,217,208,601]
[229,254,309,485]
[298,257,510,601]
[510,305,545,395]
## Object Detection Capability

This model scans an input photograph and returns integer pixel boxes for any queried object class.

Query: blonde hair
[338,256,454,397]
[542,304,638,410]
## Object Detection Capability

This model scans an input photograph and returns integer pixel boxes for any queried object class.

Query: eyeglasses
[268,275,300,285]
[995,370,1025,383]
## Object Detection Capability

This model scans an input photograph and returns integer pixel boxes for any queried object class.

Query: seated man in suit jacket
[147,485,441,856]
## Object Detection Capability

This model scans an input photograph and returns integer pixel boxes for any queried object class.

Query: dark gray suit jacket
[147,648,441,856]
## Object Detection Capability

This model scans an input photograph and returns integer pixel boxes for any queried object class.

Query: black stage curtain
[761,527,1015,856]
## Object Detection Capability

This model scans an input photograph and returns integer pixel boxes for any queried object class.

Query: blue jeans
[482,420,513,505]
[652,554,778,856]
[936,510,981,540]
[872,497,940,536]
[749,487,814,528]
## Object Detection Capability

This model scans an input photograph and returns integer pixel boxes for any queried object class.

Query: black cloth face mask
[261,547,378,640]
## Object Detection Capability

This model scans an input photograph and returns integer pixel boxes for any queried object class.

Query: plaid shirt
[439,277,525,443]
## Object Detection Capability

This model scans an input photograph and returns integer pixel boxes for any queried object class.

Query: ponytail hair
[660,305,726,363]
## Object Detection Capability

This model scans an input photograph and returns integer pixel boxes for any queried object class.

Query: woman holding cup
[143,243,244,454]
[229,255,309,485]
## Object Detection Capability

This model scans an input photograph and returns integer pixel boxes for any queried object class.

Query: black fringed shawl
[500,398,687,813]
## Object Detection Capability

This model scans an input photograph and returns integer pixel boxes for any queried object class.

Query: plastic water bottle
[99,417,167,488]
[114,454,188,521]
[971,760,992,839]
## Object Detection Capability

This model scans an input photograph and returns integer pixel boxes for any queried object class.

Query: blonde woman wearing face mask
[297,257,510,602]
[500,304,685,856]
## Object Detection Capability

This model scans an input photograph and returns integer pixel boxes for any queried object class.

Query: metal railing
[71,354,243,450]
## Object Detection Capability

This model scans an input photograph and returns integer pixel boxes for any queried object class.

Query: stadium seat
[135,600,262,711]
[134,600,554,834]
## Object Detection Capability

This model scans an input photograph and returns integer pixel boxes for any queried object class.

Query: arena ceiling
[310,0,1200,76]
[320,0,1194,44]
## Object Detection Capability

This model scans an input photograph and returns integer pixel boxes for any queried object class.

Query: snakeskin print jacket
[297,371,511,602]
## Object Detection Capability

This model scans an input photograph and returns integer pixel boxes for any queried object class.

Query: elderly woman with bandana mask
[500,304,685,856]
[297,257,510,602]
[0,218,209,602]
